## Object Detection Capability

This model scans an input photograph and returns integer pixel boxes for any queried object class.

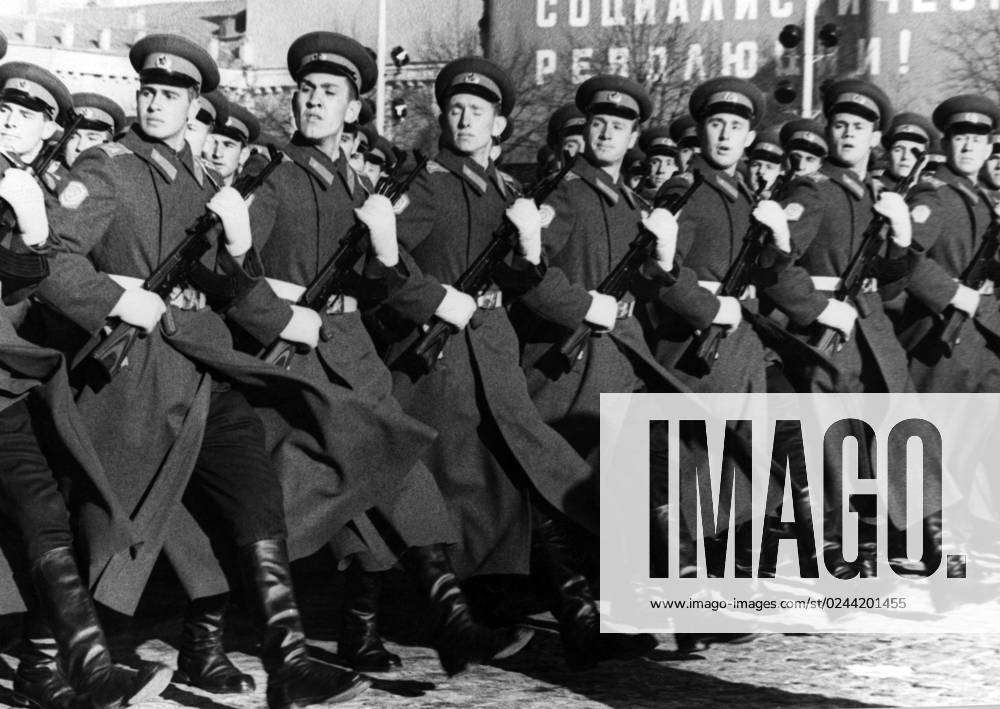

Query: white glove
[0,169,48,246]
[753,199,791,253]
[816,298,858,338]
[642,207,678,270]
[584,290,617,331]
[279,305,322,349]
[434,284,477,330]
[712,295,742,331]
[506,198,542,265]
[110,288,166,334]
[168,285,206,311]
[950,283,981,317]
[355,194,398,266]
[207,187,253,256]
[873,192,912,248]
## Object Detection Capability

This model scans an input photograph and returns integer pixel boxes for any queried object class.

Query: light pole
[801,0,818,118]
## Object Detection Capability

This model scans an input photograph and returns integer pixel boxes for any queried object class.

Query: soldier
[759,79,916,577]
[184,89,226,157]
[240,32,531,676]
[64,93,126,168]
[512,74,691,663]
[202,99,259,185]
[669,114,699,171]
[362,133,396,188]
[0,60,173,709]
[979,134,1000,200]
[637,126,679,200]
[34,34,375,706]
[746,128,783,195]
[779,118,828,177]
[879,111,937,191]
[338,96,373,169]
[623,145,645,191]
[372,56,608,669]
[546,103,586,159]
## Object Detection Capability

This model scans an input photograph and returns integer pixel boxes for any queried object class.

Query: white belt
[811,276,878,294]
[698,280,756,300]
[265,277,357,314]
[952,277,994,296]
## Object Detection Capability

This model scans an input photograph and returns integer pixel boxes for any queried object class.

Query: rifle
[810,148,929,355]
[0,111,86,285]
[84,146,285,379]
[389,154,577,377]
[261,152,429,369]
[679,162,798,376]
[936,213,1000,354]
[555,169,704,369]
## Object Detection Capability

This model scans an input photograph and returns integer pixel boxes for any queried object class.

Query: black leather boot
[27,547,171,708]
[401,544,534,676]
[338,562,401,672]
[13,625,76,709]
[532,516,657,670]
[240,539,370,709]
[175,594,256,694]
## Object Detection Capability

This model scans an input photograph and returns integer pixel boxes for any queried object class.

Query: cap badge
[608,91,621,104]
[14,79,27,90]
[155,54,171,70]
[80,108,92,119]
[465,73,479,83]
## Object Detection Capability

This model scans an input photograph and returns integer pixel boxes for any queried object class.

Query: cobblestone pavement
[1,554,998,709]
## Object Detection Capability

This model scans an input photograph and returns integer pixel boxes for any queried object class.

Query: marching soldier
[746,128,783,195]
[64,93,126,168]
[34,34,377,707]
[879,111,937,191]
[372,56,607,668]
[184,89,226,157]
[338,96,373,171]
[238,31,531,676]
[979,134,1000,200]
[779,118,828,177]
[0,61,172,709]
[547,103,586,159]
[637,126,680,200]
[512,74,690,664]
[202,99,259,185]
[362,133,396,189]
[669,114,699,171]
[623,145,645,191]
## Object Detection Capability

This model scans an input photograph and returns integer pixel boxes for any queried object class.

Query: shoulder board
[673,171,695,185]
[564,171,581,181]
[425,160,449,175]
[919,175,946,190]
[98,143,133,158]
[803,172,828,183]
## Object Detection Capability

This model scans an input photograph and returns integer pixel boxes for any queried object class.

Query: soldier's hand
[168,285,206,311]
[712,295,742,332]
[584,290,617,331]
[0,168,48,246]
[434,284,477,330]
[110,288,167,334]
[951,283,981,317]
[873,192,912,248]
[816,298,858,339]
[506,198,542,265]
[355,194,398,266]
[642,208,677,270]
[753,200,791,252]
[280,305,322,349]
[207,187,253,256]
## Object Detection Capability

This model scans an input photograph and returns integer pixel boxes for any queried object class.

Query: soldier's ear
[869,129,883,149]
[344,98,361,125]
[239,145,250,167]
[627,128,639,150]
[744,129,757,150]
[40,118,58,141]
[491,114,507,140]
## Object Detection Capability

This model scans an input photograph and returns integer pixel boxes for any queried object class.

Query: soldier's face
[445,94,503,158]
[585,113,638,168]
[828,113,880,168]
[340,131,358,157]
[204,133,244,181]
[293,73,360,142]
[561,134,584,157]
[185,119,212,156]
[888,140,923,179]
[789,150,822,176]
[362,159,383,187]
[748,159,781,190]
[946,131,991,178]
[678,146,695,169]
[981,153,1000,189]
[137,84,193,143]
[0,102,56,157]
[647,155,678,188]
[701,113,754,170]
[64,128,111,167]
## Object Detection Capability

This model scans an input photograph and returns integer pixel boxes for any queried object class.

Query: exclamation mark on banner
[899,29,911,74]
